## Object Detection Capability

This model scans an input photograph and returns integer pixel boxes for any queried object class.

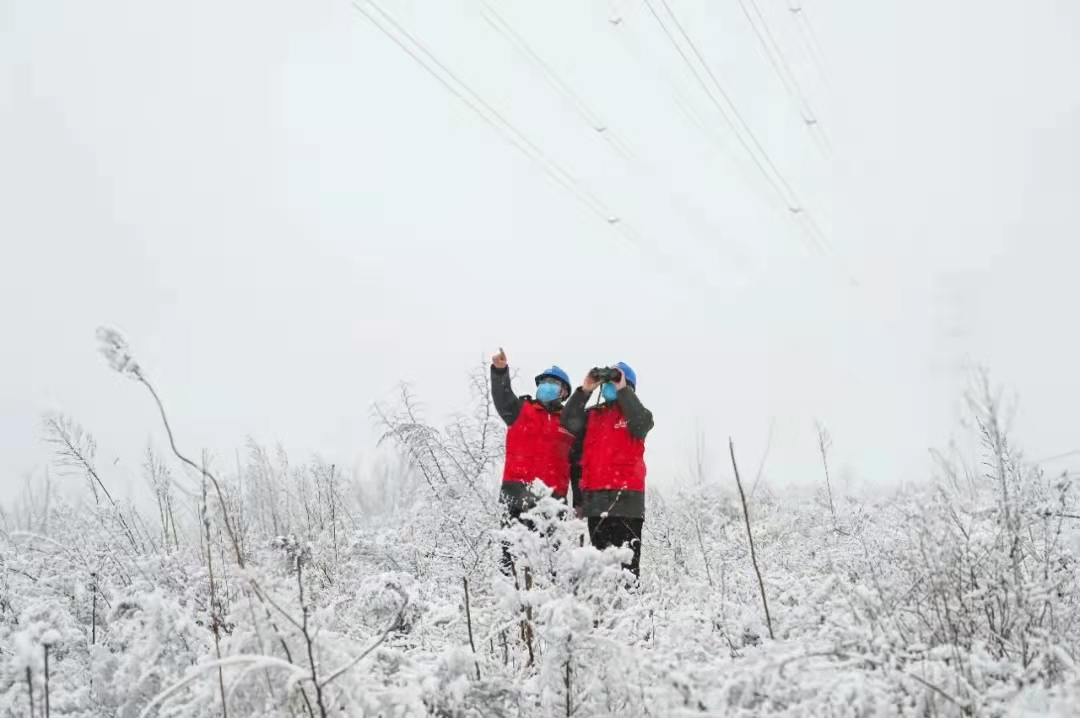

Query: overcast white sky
[2,0,1078,503]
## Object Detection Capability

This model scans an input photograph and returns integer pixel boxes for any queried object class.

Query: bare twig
[320,601,407,688]
[42,414,112,505]
[91,572,98,645]
[750,419,776,497]
[904,671,969,710]
[137,656,307,718]
[202,473,229,718]
[43,414,140,552]
[26,667,34,718]
[692,517,714,589]
[729,438,774,639]
[44,644,51,718]
[250,581,305,632]
[564,658,573,717]
[815,420,837,525]
[463,577,481,680]
[96,328,317,713]
[296,556,329,718]
[138,373,246,567]
[522,567,535,665]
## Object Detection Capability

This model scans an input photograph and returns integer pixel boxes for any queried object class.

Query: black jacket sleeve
[560,387,591,436]
[617,387,654,440]
[569,431,585,509]
[491,365,522,426]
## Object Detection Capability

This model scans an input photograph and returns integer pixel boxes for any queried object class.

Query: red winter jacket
[579,403,647,493]
[503,400,575,496]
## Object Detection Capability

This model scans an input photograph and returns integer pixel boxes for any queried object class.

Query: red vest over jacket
[502,400,574,496]
[580,404,647,493]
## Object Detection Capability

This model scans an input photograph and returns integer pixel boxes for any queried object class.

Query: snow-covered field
[2,338,1078,716]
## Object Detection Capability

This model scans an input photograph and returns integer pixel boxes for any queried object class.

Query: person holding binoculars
[561,362,654,579]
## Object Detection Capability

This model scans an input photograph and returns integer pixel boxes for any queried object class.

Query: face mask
[601,383,619,403]
[536,382,562,403]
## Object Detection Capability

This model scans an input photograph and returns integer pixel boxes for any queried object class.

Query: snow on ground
[1,363,1078,716]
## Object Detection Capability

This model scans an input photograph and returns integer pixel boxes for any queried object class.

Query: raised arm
[617,387,654,440]
[561,387,591,436]
[562,369,600,436]
[490,350,522,426]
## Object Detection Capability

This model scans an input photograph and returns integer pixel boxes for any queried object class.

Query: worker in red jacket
[560,362,653,578]
[491,349,576,575]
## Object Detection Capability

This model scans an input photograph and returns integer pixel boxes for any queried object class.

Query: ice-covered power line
[349,0,718,290]
[351,1,629,238]
[643,0,833,258]
[603,7,798,229]
[477,0,638,163]
[605,0,835,266]
[476,0,754,268]
[353,0,852,284]
[784,1,833,96]
[735,0,832,157]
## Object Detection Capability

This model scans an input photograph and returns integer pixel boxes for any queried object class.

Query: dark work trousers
[499,506,537,577]
[588,516,644,578]
[500,501,567,578]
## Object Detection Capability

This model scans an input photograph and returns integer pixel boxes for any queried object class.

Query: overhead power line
[478,0,638,164]
[603,6,800,238]
[787,1,831,84]
[477,0,754,269]
[351,1,632,240]
[349,0,717,290]
[735,0,832,157]
[783,1,833,95]
[643,0,832,258]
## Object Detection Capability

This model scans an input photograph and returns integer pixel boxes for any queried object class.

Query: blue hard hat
[615,362,637,388]
[535,365,571,393]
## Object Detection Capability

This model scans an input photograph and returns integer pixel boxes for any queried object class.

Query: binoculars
[589,367,622,383]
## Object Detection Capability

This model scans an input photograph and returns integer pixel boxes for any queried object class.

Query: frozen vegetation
[1,332,1078,716]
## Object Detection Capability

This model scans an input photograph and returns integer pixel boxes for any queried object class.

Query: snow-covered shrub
[1,334,1076,716]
